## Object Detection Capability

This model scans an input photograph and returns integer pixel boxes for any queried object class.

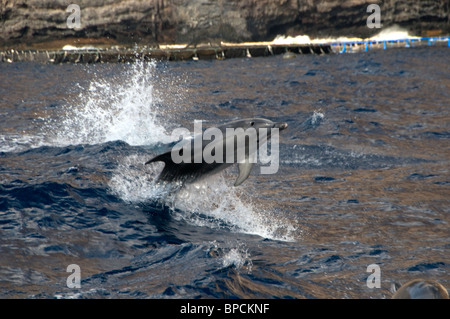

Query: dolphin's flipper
[234,161,254,186]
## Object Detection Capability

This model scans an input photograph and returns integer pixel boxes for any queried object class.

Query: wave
[0,133,48,153]
[268,25,420,45]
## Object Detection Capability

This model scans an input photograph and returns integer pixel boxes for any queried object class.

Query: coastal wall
[1,0,449,49]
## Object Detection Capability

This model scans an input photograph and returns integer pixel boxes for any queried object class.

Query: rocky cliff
[1,0,449,49]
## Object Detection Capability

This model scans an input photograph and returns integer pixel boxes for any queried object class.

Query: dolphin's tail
[145,152,176,182]
[145,151,191,184]
[145,150,227,185]
[145,152,171,166]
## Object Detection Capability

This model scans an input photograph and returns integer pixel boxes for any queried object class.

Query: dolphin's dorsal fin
[234,161,254,186]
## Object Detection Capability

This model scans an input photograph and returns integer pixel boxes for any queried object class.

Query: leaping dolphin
[145,118,288,186]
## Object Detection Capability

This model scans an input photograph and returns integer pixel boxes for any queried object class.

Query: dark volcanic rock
[0,0,449,49]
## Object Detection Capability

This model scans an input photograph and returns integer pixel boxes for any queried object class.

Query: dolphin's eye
[250,121,255,126]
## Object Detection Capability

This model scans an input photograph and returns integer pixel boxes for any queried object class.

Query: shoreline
[1,37,449,64]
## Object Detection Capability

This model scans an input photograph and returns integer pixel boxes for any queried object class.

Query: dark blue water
[0,47,449,298]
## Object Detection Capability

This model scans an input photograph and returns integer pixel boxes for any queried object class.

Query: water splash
[221,244,253,272]
[311,110,324,125]
[109,153,297,241]
[46,61,173,147]
[171,175,297,241]
[222,247,252,270]
[108,154,169,203]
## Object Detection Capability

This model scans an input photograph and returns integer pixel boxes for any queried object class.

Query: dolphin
[145,118,288,186]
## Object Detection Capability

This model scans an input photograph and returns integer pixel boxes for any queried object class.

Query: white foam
[221,245,253,272]
[62,45,98,51]
[46,61,174,147]
[369,25,420,41]
[272,35,312,45]
[108,154,169,203]
[109,154,298,241]
[270,25,419,45]
[311,110,324,125]
[0,134,47,153]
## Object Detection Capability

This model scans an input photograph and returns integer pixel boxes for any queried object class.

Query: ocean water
[0,47,449,298]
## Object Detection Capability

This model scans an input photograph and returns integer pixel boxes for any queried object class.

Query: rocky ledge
[1,0,449,49]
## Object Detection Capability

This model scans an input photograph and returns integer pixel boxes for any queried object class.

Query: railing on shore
[1,36,449,63]
[329,36,450,53]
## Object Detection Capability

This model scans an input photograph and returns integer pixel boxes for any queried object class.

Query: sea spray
[109,154,297,241]
[45,61,174,147]
[108,154,169,203]
[172,174,297,241]
[208,241,253,272]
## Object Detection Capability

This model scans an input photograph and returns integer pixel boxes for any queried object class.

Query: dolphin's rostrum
[145,118,288,186]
